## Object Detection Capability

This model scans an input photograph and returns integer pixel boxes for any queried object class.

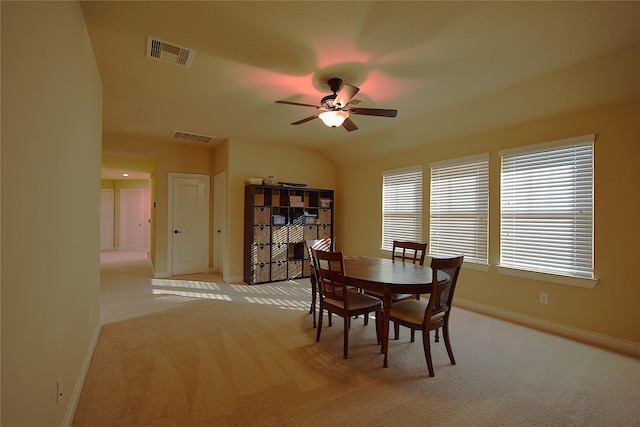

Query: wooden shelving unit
[244,184,334,285]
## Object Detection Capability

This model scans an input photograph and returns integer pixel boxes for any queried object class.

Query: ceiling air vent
[147,37,195,67]
[172,130,215,144]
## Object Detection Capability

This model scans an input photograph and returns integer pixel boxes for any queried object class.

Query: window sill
[496,265,598,289]
[381,249,490,272]
[379,248,392,257]
[462,261,490,272]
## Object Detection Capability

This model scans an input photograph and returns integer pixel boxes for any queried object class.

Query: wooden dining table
[342,256,436,367]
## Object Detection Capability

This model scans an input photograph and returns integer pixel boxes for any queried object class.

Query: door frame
[213,171,226,275]
[167,172,210,276]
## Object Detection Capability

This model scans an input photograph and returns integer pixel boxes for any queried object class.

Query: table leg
[382,296,391,367]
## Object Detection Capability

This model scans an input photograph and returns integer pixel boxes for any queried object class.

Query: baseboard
[454,297,640,359]
[154,271,170,279]
[224,274,244,284]
[62,324,102,427]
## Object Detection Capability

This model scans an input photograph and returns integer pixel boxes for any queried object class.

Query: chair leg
[311,292,317,328]
[410,329,415,343]
[442,320,456,365]
[343,315,349,359]
[310,278,317,327]
[435,327,440,342]
[316,306,324,343]
[393,321,400,340]
[422,329,434,377]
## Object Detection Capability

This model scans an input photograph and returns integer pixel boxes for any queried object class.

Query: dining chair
[313,249,382,359]
[389,255,464,376]
[304,238,331,328]
[392,240,427,265]
[366,240,429,305]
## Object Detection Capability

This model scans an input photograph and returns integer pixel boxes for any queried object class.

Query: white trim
[462,261,491,272]
[379,248,392,257]
[381,164,422,176]
[213,171,226,276]
[226,274,244,284]
[62,325,101,427]
[454,298,640,358]
[497,265,598,289]
[498,133,596,157]
[379,249,490,272]
[154,271,171,279]
[429,152,489,169]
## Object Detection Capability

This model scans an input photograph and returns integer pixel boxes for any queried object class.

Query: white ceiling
[83,1,640,175]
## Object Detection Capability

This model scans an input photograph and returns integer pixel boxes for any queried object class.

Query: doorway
[119,188,149,251]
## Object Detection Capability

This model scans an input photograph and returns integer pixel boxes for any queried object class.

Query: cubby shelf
[244,184,334,285]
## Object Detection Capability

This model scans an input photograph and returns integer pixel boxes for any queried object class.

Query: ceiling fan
[275,78,398,132]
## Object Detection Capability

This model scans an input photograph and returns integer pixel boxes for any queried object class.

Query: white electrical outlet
[539,292,549,304]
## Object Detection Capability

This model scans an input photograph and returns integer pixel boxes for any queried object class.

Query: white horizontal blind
[500,138,594,278]
[382,166,423,251]
[430,154,489,263]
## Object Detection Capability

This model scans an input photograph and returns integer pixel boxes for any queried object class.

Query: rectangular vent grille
[147,37,195,67]
[172,130,215,144]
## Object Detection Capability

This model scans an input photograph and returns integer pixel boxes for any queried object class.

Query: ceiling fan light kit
[275,77,397,132]
[319,110,349,127]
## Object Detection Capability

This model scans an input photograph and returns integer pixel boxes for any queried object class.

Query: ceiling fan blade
[348,107,398,118]
[275,100,320,109]
[342,117,358,132]
[334,84,360,108]
[291,115,318,125]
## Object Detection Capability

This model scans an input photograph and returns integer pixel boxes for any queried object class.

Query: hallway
[100,251,222,324]
[99,250,310,324]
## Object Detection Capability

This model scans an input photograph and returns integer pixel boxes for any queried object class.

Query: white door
[213,172,226,274]
[169,173,209,276]
[100,189,114,250]
[119,189,145,251]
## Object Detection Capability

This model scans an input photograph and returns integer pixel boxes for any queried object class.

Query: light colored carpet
[72,252,640,426]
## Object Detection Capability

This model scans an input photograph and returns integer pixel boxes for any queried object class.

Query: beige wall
[226,138,335,282]
[1,2,103,425]
[337,99,640,347]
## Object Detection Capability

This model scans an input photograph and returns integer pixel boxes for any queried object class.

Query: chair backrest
[427,255,464,316]
[305,238,332,267]
[313,249,347,303]
[305,238,332,281]
[392,240,428,265]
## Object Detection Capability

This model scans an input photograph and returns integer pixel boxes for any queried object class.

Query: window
[430,154,489,265]
[499,134,595,282]
[381,166,423,251]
